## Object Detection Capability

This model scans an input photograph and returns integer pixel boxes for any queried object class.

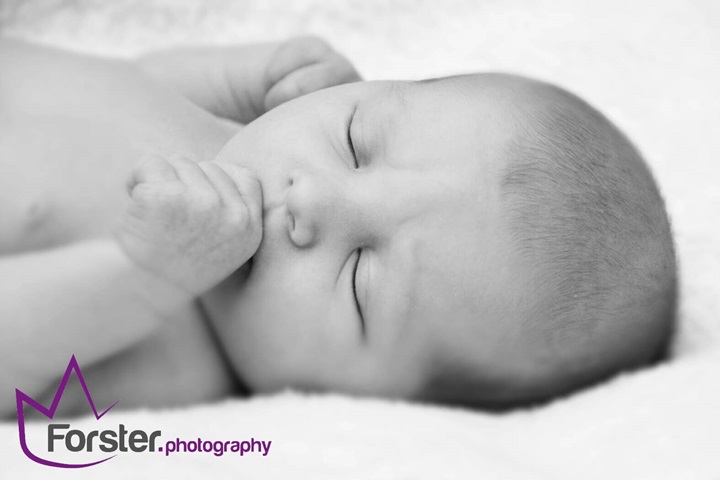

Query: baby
[0,37,676,417]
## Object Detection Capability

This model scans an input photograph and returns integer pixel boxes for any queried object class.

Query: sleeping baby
[0,36,676,417]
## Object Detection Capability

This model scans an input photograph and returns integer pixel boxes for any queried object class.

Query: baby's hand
[117,155,262,297]
[263,36,361,111]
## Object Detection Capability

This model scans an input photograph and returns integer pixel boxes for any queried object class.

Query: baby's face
[207,77,534,400]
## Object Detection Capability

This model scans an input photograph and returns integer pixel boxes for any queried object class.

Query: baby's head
[207,73,676,409]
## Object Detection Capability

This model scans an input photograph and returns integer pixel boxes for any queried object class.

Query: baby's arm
[0,240,186,415]
[0,156,261,416]
[136,36,361,124]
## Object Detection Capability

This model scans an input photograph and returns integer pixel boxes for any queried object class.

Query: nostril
[284,171,321,249]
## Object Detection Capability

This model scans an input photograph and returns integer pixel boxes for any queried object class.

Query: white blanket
[0,0,718,478]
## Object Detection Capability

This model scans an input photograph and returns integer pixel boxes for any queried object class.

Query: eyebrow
[361,83,409,159]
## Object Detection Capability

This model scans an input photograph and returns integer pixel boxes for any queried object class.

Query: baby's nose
[285,170,343,248]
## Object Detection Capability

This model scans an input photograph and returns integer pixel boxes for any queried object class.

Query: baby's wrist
[113,241,196,318]
[133,265,196,318]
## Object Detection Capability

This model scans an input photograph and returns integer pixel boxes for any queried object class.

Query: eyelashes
[346,106,358,168]
[351,249,365,336]
[346,104,364,336]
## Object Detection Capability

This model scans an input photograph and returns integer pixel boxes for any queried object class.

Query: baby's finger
[265,59,359,111]
[126,155,179,195]
[198,161,243,207]
[214,163,263,223]
[265,36,334,89]
[166,155,213,191]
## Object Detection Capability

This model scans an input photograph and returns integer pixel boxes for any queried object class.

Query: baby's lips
[259,186,291,236]
[262,193,286,218]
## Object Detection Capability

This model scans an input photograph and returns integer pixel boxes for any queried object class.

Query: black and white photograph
[0,0,718,478]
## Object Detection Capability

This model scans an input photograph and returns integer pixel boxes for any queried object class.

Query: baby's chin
[235,256,254,286]
[202,256,254,310]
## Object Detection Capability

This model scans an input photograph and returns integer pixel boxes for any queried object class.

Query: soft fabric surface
[0,0,718,478]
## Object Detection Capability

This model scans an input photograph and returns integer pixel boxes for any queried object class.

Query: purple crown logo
[16,355,118,468]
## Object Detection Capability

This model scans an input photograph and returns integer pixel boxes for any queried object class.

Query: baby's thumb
[215,163,263,225]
